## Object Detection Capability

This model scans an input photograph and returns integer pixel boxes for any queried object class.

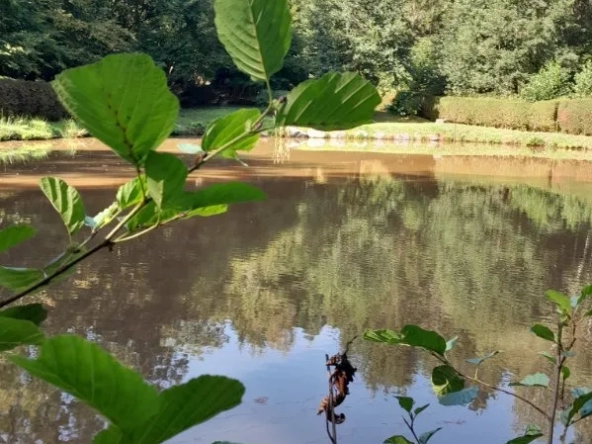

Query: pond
[1,138,592,444]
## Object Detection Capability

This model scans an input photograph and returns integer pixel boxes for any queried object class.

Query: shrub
[556,99,592,135]
[520,61,572,102]
[573,60,592,97]
[387,91,424,116]
[0,78,69,121]
[421,97,558,132]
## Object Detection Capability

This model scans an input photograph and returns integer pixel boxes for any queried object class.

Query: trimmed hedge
[0,78,68,121]
[421,97,558,132]
[556,99,592,135]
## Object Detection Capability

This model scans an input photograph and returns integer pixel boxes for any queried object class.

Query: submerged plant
[366,286,592,444]
[0,0,380,443]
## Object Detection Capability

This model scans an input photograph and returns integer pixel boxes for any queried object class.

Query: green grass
[0,117,87,142]
[0,143,52,165]
[5,107,592,153]
[288,111,592,151]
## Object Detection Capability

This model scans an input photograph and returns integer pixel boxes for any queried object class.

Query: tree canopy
[3,0,592,97]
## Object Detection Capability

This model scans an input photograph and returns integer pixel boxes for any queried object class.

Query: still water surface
[2,139,592,443]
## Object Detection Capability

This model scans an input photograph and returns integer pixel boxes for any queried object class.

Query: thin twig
[548,323,565,444]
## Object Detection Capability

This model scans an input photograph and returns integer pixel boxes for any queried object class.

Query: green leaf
[419,428,443,444]
[506,434,544,444]
[0,316,44,352]
[0,267,43,291]
[0,225,36,253]
[395,396,414,413]
[445,336,458,352]
[510,373,550,388]
[562,366,571,381]
[214,0,291,82]
[414,404,430,416]
[10,335,159,433]
[52,53,178,166]
[431,365,464,397]
[117,176,147,210]
[531,324,555,342]
[384,436,413,444]
[145,152,187,209]
[91,203,120,229]
[567,388,592,424]
[202,109,261,160]
[177,143,204,154]
[439,387,478,406]
[39,177,85,237]
[123,376,244,443]
[0,304,47,326]
[466,351,500,366]
[545,290,572,316]
[188,182,266,209]
[364,325,447,356]
[539,352,556,364]
[577,285,592,305]
[276,72,381,131]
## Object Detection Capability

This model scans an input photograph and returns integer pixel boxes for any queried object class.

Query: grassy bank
[0,107,246,142]
[286,112,592,151]
[5,107,592,151]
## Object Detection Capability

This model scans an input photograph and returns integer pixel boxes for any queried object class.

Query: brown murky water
[2,138,592,443]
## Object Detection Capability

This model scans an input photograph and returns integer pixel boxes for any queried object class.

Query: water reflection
[1,153,592,443]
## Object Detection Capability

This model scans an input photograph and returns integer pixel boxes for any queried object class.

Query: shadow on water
[2,139,592,443]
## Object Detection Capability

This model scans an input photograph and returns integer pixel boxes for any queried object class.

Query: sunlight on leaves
[39,177,85,238]
[52,53,178,166]
[277,72,381,131]
[214,0,291,82]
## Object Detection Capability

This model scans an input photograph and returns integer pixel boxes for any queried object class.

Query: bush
[0,78,68,121]
[421,97,559,131]
[573,61,592,97]
[421,97,559,132]
[388,91,424,116]
[556,99,592,135]
[520,61,572,102]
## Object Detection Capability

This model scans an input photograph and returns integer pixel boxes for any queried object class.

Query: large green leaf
[10,335,159,433]
[40,177,85,237]
[510,373,550,388]
[431,365,465,397]
[145,152,187,209]
[0,317,44,352]
[52,53,178,166]
[214,0,291,82]
[439,387,478,406]
[384,436,413,444]
[0,267,43,291]
[129,376,244,443]
[189,182,266,209]
[0,225,36,253]
[364,325,447,356]
[276,72,381,131]
[466,351,500,366]
[0,303,47,326]
[202,109,261,160]
[117,176,148,210]
[545,290,572,316]
[531,324,555,342]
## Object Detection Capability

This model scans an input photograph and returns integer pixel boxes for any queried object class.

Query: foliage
[521,62,573,102]
[422,97,558,132]
[384,398,441,444]
[0,1,379,442]
[0,78,68,121]
[556,99,592,135]
[572,61,592,97]
[365,285,592,444]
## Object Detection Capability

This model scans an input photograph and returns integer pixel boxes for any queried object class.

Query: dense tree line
[3,0,592,101]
